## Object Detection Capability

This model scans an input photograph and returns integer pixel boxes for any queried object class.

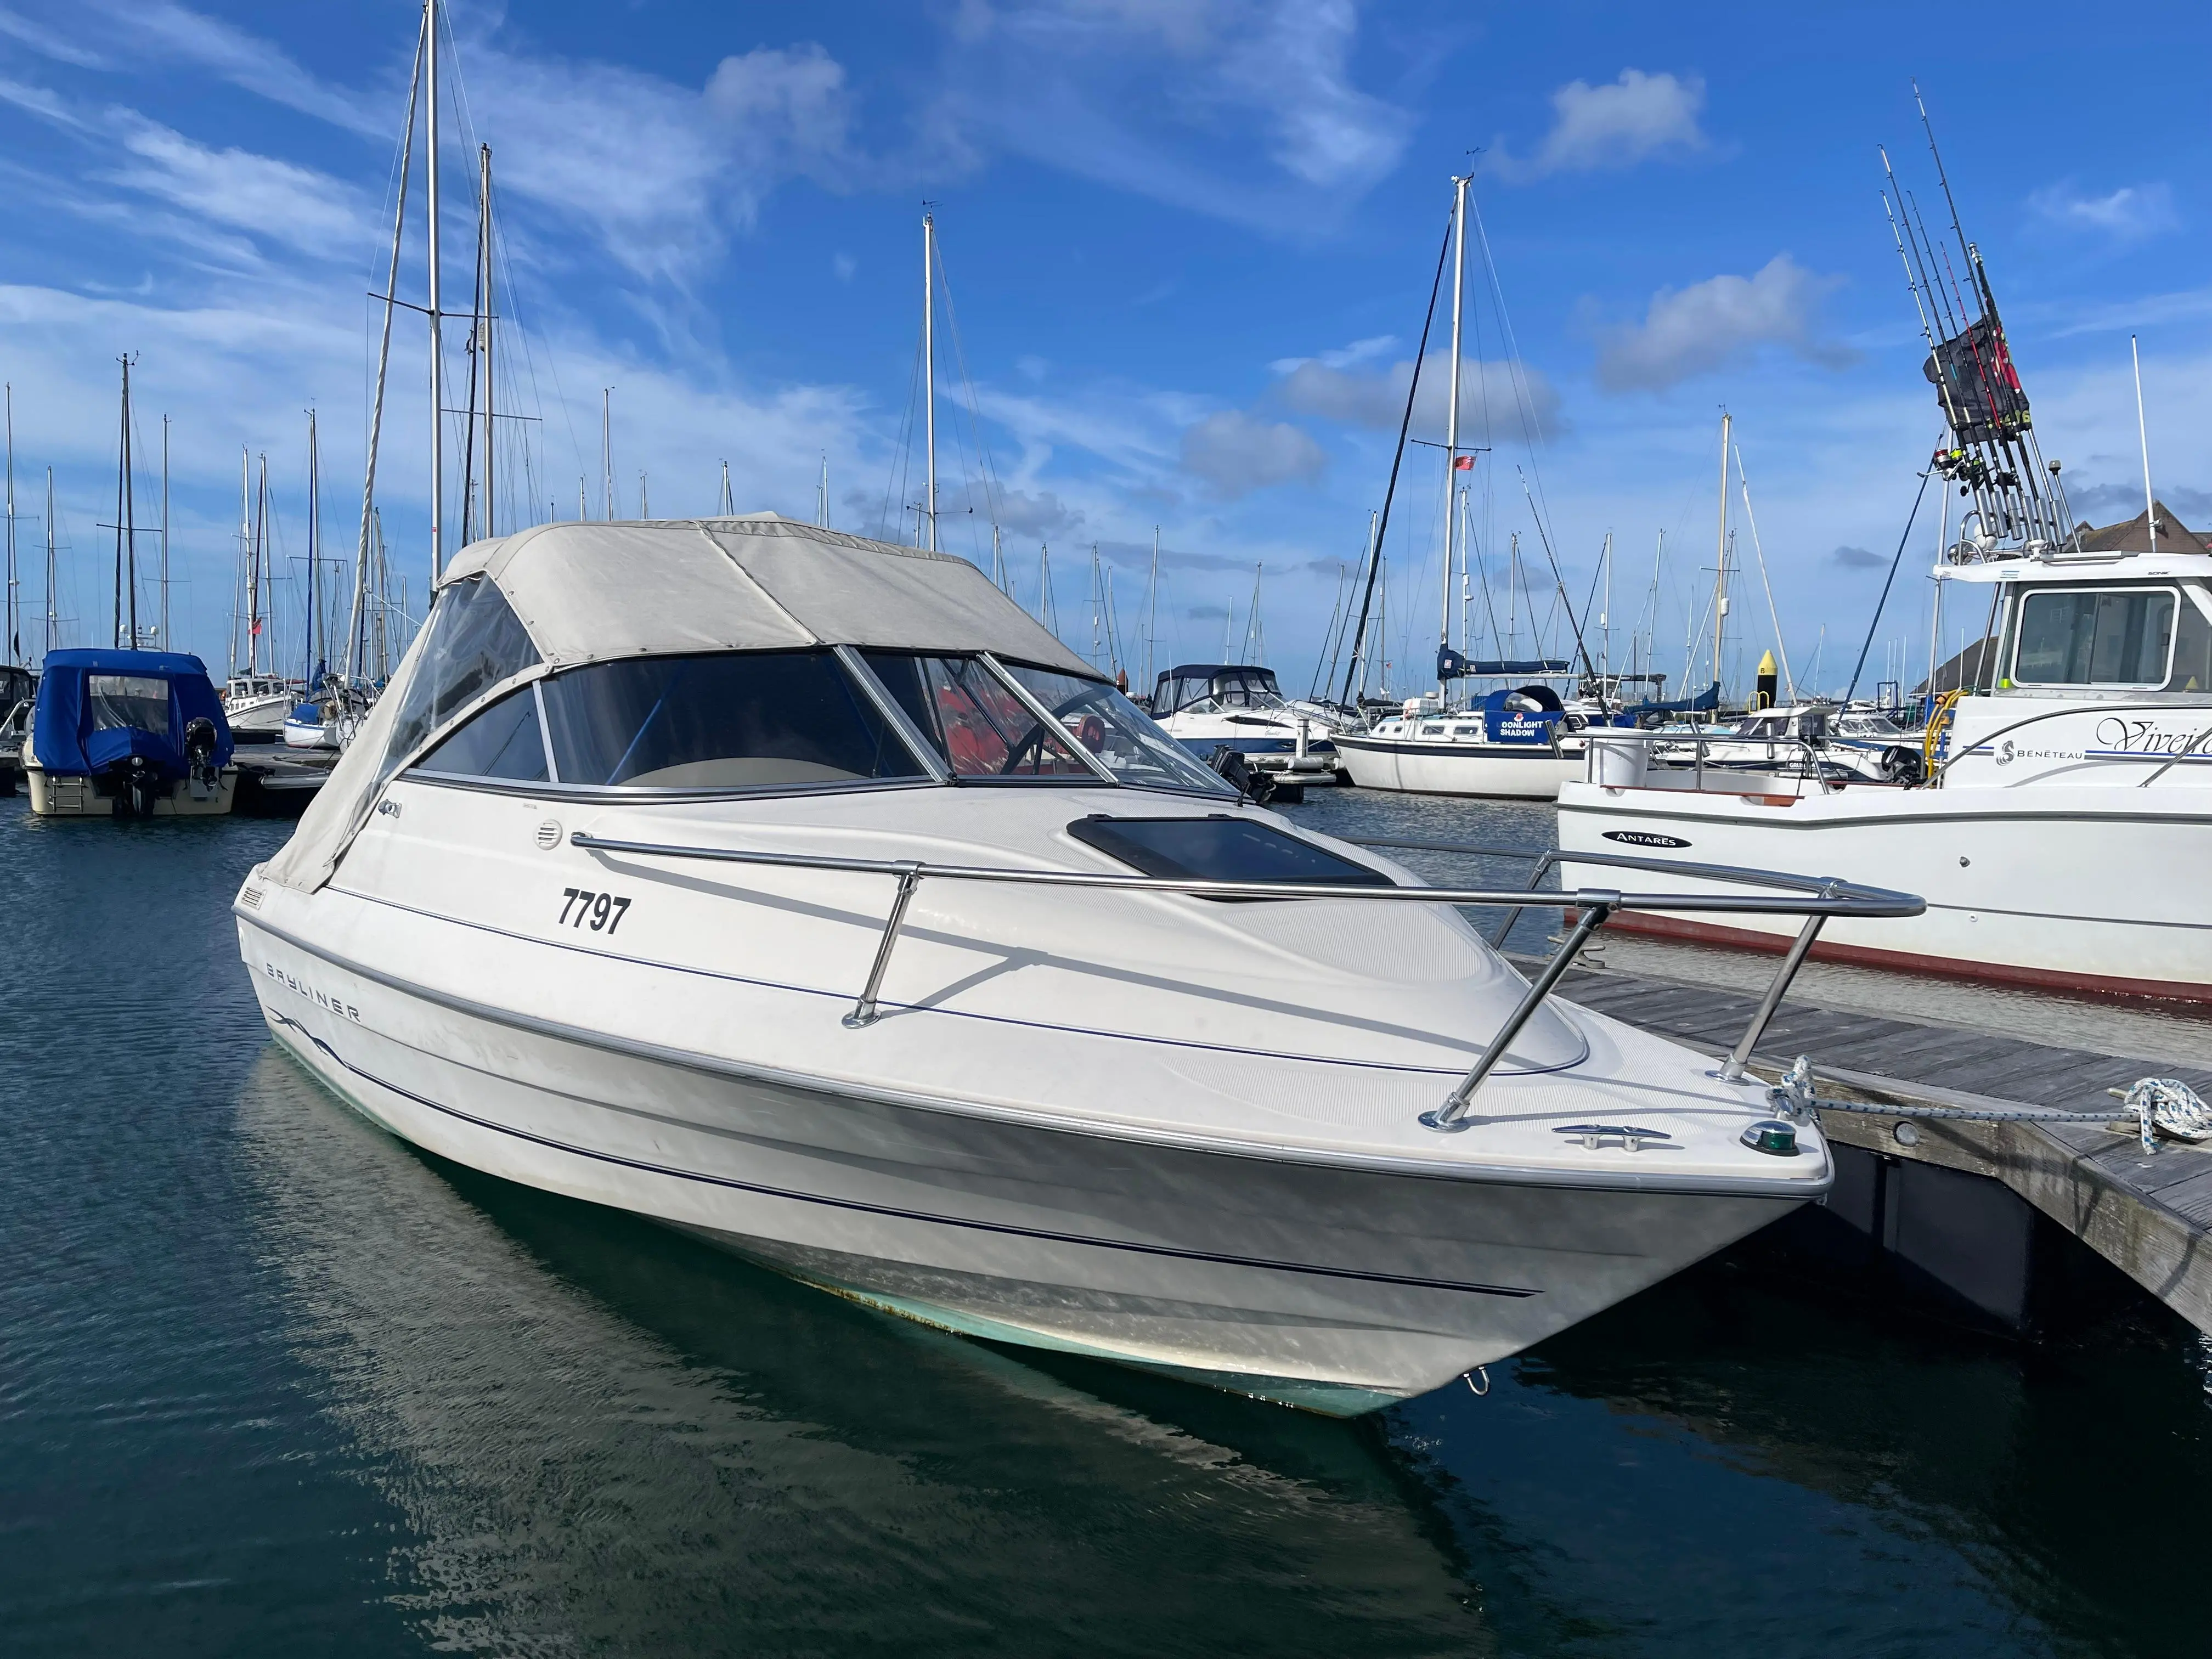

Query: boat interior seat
[619,757,862,788]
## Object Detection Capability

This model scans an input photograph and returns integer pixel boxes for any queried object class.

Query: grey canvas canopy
[259,515,1094,893]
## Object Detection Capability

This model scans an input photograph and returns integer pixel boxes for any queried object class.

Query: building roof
[2072,501,2212,556]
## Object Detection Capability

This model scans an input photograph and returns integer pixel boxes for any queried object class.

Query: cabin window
[413,686,549,781]
[859,652,1095,779]
[540,651,924,789]
[381,575,541,778]
[87,674,172,735]
[2012,587,2175,687]
[997,664,1236,793]
[2168,591,2212,693]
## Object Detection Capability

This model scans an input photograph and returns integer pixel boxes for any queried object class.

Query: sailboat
[1334,174,1609,799]
[224,450,297,741]
[285,410,342,748]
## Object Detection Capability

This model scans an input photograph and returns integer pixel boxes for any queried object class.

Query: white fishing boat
[1149,663,1344,786]
[224,675,296,741]
[234,515,1914,1413]
[1559,113,2212,1002]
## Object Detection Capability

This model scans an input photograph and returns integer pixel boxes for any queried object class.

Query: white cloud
[1273,350,1563,442]
[2029,180,2177,242]
[1485,69,1707,183]
[927,0,1410,233]
[1595,255,1852,392]
[82,0,383,136]
[0,7,106,69]
[106,116,372,260]
[1179,409,1325,495]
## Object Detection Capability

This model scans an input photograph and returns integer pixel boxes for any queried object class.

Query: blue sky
[1,0,2208,699]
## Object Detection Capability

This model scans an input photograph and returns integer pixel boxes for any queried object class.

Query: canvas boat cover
[30,648,233,780]
[261,516,1094,893]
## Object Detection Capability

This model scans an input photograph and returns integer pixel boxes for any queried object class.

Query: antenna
[2132,335,2157,557]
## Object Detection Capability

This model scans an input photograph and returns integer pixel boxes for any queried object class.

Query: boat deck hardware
[569,831,1918,1132]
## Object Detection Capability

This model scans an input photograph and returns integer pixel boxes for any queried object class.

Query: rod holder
[845,863,923,1028]
[1425,898,1614,1133]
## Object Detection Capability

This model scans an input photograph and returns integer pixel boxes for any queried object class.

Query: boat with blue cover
[23,648,237,817]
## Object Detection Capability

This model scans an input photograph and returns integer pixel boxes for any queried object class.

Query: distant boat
[1149,663,1344,787]
[0,662,33,794]
[24,647,236,816]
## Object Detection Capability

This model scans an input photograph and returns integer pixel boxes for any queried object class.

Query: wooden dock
[1538,955,2212,1333]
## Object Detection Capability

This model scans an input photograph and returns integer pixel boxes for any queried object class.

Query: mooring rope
[1767,1057,2212,1156]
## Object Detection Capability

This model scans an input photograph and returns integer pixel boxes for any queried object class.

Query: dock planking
[1534,954,2212,1333]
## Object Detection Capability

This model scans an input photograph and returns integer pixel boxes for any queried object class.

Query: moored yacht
[1336,678,1592,798]
[234,515,1898,1413]
[224,673,298,742]
[1149,663,1344,786]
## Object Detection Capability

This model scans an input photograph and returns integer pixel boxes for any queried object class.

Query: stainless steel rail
[571,830,1919,1131]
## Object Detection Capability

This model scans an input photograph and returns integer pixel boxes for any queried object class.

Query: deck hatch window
[540,651,924,789]
[1068,815,1393,894]
[2012,588,2176,687]
[414,686,548,781]
[87,674,172,735]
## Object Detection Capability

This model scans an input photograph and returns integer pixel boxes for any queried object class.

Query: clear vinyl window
[87,674,172,735]
[380,575,542,779]
[539,651,924,789]
[413,685,549,781]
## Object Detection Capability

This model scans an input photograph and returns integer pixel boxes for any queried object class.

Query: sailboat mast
[1146,526,1160,693]
[307,408,321,682]
[255,456,269,676]
[121,356,137,649]
[601,389,613,520]
[819,453,830,528]
[922,212,937,553]
[160,414,170,651]
[4,382,15,664]
[353,5,422,684]
[43,466,55,655]
[424,0,445,582]
[479,143,494,542]
[1712,410,1730,699]
[1439,174,1468,699]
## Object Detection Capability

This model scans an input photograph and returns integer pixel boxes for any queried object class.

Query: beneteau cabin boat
[236,515,1854,1414]
[1560,504,2212,1001]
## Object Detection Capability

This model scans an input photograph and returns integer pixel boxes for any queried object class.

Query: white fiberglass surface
[302,777,1813,1181]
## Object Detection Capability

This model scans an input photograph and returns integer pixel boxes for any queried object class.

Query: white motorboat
[1336,685,1589,798]
[1149,663,1344,786]
[26,648,237,816]
[224,673,297,742]
[235,515,1905,1413]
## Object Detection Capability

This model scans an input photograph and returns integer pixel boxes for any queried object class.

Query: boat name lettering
[2093,718,2207,757]
[1602,830,1692,849]
[262,961,360,1022]
[558,888,633,934]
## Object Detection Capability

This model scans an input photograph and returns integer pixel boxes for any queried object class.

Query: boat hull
[241,913,1799,1413]
[27,764,238,817]
[1558,780,2212,1001]
[1336,734,1581,799]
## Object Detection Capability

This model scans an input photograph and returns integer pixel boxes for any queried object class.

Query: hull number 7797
[558,888,633,934]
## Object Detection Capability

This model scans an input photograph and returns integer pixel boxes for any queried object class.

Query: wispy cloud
[2028,179,2177,242]
[1179,409,1326,496]
[1595,255,1853,392]
[927,0,1411,233]
[1271,348,1563,441]
[82,0,385,136]
[1484,69,1708,183]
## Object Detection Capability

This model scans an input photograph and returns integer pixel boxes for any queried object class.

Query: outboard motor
[1878,744,1927,786]
[183,716,220,795]
[1205,745,1277,805]
[110,754,163,818]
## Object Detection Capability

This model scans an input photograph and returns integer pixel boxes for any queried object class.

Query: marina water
[5,790,2209,1657]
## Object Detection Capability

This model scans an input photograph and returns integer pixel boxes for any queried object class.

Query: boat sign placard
[1602,830,1692,849]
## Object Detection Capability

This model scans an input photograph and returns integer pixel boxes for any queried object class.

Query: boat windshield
[88,674,172,736]
[539,651,926,789]
[862,653,1231,793]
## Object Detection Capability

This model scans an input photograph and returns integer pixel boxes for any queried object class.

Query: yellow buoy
[1754,649,1778,710]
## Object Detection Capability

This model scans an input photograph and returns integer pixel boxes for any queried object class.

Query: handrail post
[1716,907,1827,1082]
[1424,895,1615,1133]
[844,862,923,1028]
[1489,851,1559,949]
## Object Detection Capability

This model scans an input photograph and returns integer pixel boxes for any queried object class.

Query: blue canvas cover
[1480,685,1566,744]
[32,648,233,780]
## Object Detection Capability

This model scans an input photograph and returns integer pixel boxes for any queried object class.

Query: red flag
[1452,454,1475,470]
